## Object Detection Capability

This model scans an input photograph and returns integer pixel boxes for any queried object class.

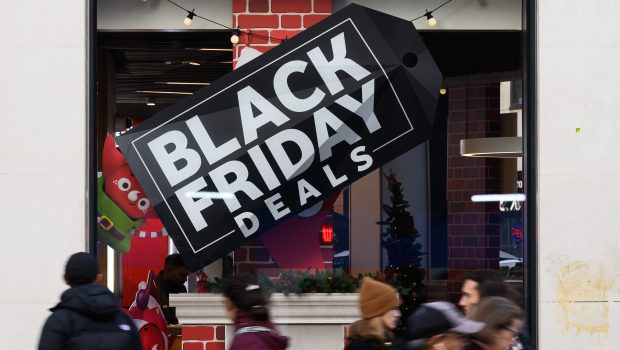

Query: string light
[184,9,195,26]
[230,27,241,45]
[425,10,437,27]
[410,0,455,27]
[163,0,457,45]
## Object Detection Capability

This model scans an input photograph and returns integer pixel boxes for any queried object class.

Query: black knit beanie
[64,252,99,286]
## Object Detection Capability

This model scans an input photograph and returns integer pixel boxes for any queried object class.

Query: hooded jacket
[38,284,142,350]
[229,312,289,350]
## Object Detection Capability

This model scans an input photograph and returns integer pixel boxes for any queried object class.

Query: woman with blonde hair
[346,277,402,350]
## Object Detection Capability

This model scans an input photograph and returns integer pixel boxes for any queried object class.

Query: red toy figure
[103,134,151,219]
[196,270,211,293]
[128,270,169,350]
[99,135,167,252]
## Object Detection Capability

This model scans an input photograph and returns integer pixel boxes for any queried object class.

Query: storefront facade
[1,0,618,349]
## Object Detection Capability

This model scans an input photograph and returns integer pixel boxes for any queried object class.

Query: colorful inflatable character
[98,134,168,251]
[98,135,154,251]
[128,270,169,350]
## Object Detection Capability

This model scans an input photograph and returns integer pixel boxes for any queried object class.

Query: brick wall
[182,325,226,350]
[234,237,334,276]
[234,242,280,277]
[232,0,333,275]
[232,0,332,67]
[446,84,501,303]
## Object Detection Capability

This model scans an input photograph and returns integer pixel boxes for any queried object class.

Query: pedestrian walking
[458,270,504,315]
[477,282,532,350]
[404,301,484,350]
[465,297,524,350]
[38,252,142,350]
[346,277,402,350]
[223,274,289,350]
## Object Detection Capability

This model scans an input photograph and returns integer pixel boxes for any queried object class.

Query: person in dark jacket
[346,277,402,350]
[38,252,142,350]
[156,253,189,324]
[223,274,289,350]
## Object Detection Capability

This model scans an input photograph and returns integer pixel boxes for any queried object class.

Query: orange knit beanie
[359,277,401,319]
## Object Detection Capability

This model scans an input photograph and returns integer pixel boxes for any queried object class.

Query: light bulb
[440,88,447,95]
[184,10,195,27]
[425,11,437,27]
[230,28,241,45]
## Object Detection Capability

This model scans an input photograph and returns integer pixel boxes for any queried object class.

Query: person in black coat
[156,253,189,324]
[38,252,142,350]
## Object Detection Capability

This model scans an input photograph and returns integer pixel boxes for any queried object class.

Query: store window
[95,30,234,306]
[92,0,531,340]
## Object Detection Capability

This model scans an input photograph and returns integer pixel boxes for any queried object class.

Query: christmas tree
[379,170,426,331]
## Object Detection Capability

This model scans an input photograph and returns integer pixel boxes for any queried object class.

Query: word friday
[147,32,379,237]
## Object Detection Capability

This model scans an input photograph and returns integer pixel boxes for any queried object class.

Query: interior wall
[349,170,381,274]
[98,0,232,30]
[333,0,521,30]
[0,0,88,348]
[538,0,620,348]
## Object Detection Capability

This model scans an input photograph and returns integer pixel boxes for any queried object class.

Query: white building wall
[538,0,620,348]
[0,1,88,348]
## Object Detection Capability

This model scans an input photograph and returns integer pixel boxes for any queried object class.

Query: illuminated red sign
[321,225,334,245]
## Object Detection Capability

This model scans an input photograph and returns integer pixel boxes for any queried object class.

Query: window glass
[94,3,527,324]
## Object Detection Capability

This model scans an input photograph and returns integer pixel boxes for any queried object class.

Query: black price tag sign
[116,4,442,271]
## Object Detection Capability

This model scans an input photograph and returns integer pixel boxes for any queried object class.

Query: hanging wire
[167,0,232,29]
[166,0,455,42]
[410,0,455,21]
[165,0,285,42]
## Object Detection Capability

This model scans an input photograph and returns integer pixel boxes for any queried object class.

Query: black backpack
[63,308,139,350]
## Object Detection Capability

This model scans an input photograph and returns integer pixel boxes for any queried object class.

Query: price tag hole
[402,52,418,68]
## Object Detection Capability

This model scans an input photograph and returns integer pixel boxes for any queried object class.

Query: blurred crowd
[38,253,530,350]
[346,271,531,350]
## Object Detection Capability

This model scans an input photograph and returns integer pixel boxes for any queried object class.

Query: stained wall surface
[538,0,620,348]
